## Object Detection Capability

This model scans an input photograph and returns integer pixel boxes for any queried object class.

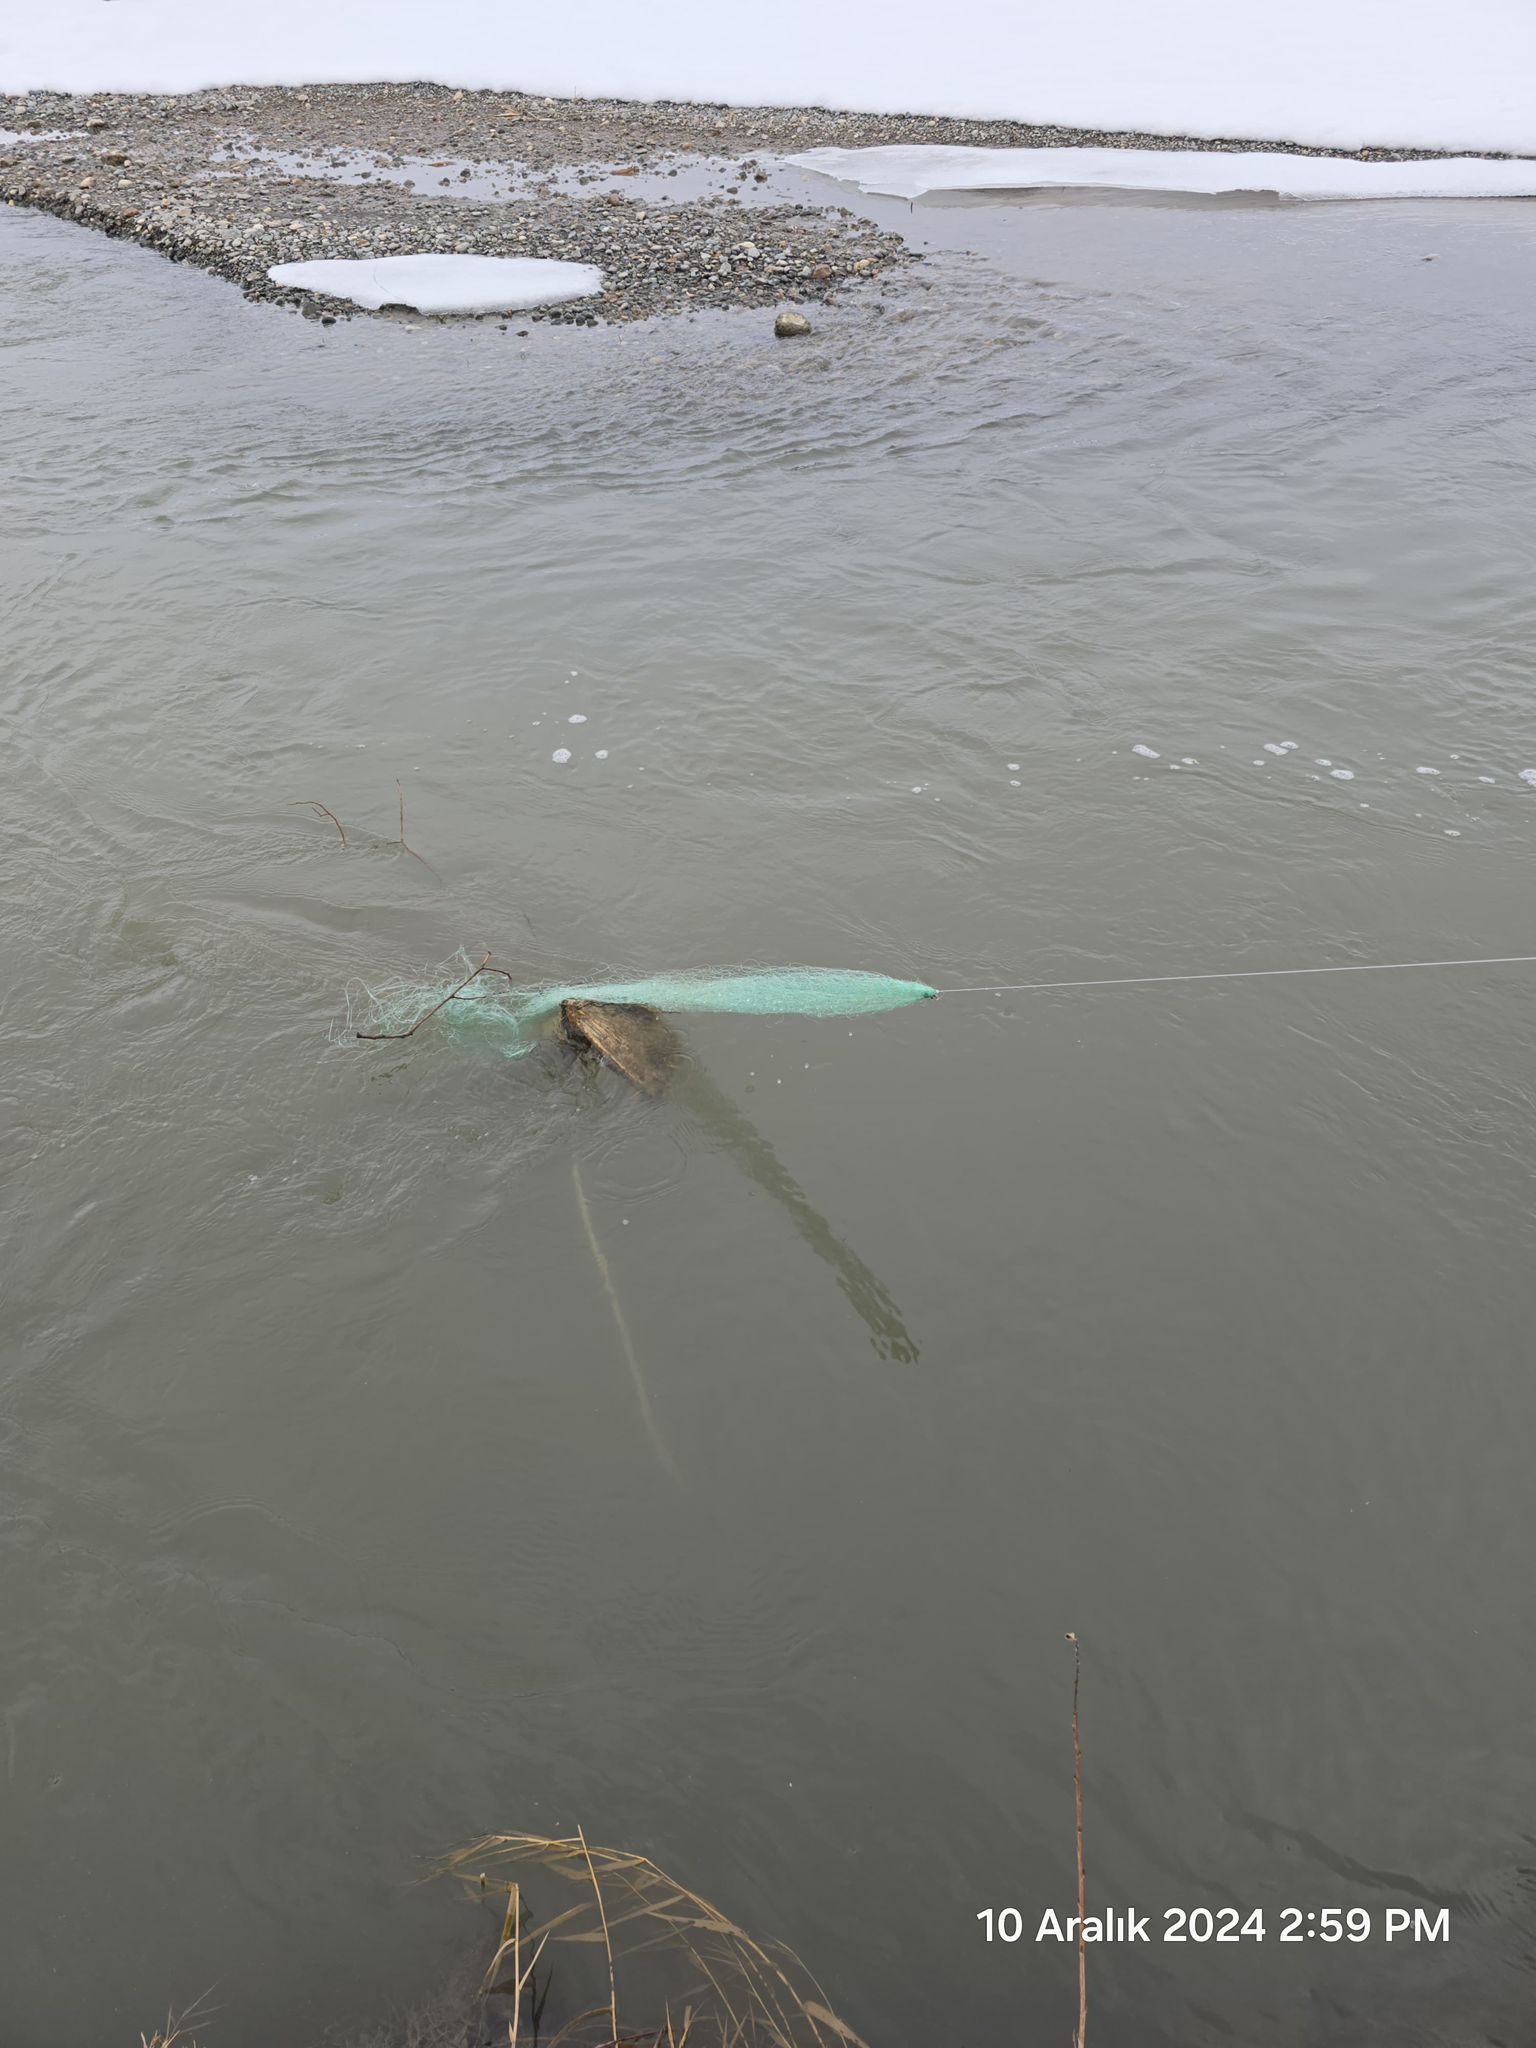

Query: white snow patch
[4,3,1536,153]
[266,252,602,313]
[790,144,1536,203]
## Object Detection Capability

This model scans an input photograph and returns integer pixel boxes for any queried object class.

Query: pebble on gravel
[774,309,812,336]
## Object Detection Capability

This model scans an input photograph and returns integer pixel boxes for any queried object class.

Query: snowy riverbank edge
[2,82,1529,323]
[6,0,1535,155]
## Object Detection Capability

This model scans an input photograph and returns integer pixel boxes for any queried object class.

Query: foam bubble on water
[595,748,609,759]
[911,784,925,793]
[1181,757,1197,766]
[1315,758,1332,767]
[1132,743,1160,759]
[552,748,572,764]
[1009,778,1021,787]
[1008,762,1021,771]
[1521,769,1536,787]
[1415,765,1440,775]
[568,713,588,724]
[1445,829,1461,836]
[1479,775,1496,784]
[1262,743,1288,756]
[1329,768,1355,780]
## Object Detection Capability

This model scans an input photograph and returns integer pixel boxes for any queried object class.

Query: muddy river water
[5,180,1536,2045]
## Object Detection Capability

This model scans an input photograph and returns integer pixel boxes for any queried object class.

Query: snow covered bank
[790,146,1536,203]
[266,252,603,313]
[3,1,1535,156]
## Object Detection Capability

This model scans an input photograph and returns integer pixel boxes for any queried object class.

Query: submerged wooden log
[560,999,683,1098]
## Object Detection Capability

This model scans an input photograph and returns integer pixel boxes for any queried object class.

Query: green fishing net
[350,963,936,1055]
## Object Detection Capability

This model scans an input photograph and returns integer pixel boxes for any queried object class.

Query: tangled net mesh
[344,960,935,1058]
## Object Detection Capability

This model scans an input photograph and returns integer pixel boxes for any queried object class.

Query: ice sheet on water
[266,253,602,313]
[788,146,1536,204]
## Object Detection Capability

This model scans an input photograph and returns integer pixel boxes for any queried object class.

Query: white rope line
[935,953,1536,996]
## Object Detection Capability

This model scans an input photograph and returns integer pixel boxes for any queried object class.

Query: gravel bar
[3,82,1506,325]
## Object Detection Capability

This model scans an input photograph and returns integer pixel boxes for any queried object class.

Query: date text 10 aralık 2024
[979,1906,1451,1945]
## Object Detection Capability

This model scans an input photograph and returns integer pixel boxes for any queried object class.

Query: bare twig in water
[289,798,346,846]
[396,779,432,868]
[356,951,494,1042]
[1067,1632,1086,2048]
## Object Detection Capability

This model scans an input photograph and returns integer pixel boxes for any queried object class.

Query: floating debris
[561,998,681,1097]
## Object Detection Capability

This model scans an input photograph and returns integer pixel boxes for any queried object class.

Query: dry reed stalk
[442,1832,867,2048]
[577,1824,621,2047]
[139,1990,217,2048]
[1067,1632,1086,2048]
[481,1879,551,2046]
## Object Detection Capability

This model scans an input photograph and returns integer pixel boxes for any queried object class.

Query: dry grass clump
[140,1993,216,2048]
[442,1830,868,2048]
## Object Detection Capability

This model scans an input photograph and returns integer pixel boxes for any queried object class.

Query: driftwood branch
[355,951,494,1042]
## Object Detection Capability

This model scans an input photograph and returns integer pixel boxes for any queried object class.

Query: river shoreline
[0,81,1497,323]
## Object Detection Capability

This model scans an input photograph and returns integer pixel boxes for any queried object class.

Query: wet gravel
[0,85,937,321]
[0,81,1497,325]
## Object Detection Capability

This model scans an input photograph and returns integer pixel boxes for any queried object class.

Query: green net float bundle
[353,964,937,1057]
